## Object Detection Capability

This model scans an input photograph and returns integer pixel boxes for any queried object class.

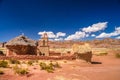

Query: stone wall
[0,55,76,60]
[75,51,92,62]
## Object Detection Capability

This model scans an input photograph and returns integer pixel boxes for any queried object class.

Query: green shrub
[9,59,20,64]
[39,62,47,70]
[0,60,8,68]
[46,64,54,73]
[17,69,28,75]
[39,62,54,73]
[0,70,4,75]
[27,61,33,66]
[39,62,61,73]
[13,65,29,75]
[116,53,120,58]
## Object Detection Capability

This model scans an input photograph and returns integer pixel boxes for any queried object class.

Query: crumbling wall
[72,43,92,62]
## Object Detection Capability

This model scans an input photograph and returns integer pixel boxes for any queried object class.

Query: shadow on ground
[91,61,102,64]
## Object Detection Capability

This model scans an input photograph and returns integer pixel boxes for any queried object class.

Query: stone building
[5,35,37,56]
[37,33,49,56]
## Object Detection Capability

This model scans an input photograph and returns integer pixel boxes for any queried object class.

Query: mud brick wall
[0,55,76,60]
[75,52,92,62]
[49,52,61,56]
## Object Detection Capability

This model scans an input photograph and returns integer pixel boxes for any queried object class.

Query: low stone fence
[49,52,61,56]
[0,55,76,60]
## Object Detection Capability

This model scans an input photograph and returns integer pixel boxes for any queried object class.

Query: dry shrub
[0,60,8,68]
[39,62,61,73]
[116,53,120,58]
[9,59,20,64]
[97,52,108,56]
[13,65,29,75]
[0,70,4,75]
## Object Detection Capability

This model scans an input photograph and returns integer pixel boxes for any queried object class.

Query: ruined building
[5,35,37,56]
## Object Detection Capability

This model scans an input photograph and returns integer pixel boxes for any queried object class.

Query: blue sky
[0,0,120,42]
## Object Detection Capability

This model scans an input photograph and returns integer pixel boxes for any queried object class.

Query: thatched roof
[6,35,36,46]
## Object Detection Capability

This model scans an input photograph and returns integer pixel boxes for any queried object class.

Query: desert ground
[0,53,120,80]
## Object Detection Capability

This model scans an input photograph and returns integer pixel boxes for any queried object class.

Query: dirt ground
[0,54,120,80]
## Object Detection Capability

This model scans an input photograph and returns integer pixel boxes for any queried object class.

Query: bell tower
[38,33,49,56]
[41,33,48,46]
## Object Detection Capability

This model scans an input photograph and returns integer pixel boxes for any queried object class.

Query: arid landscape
[0,53,120,80]
[0,0,120,80]
[0,38,120,80]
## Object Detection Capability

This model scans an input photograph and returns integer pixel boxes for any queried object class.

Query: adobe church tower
[38,33,49,56]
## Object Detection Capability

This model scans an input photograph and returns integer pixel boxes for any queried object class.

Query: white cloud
[91,34,96,37]
[54,38,63,41]
[82,22,108,33]
[116,36,120,39]
[86,34,89,37]
[38,31,66,41]
[65,31,86,40]
[56,32,66,38]
[38,31,56,38]
[96,27,120,38]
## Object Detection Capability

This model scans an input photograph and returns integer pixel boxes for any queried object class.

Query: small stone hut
[72,43,92,62]
[6,35,37,56]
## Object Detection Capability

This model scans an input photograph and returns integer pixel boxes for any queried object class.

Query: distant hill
[48,38,120,48]
[1,38,120,48]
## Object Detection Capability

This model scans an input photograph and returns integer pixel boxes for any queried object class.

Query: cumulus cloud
[86,34,89,37]
[82,22,108,33]
[116,36,120,39]
[91,34,96,37]
[38,31,66,41]
[65,31,86,40]
[38,31,56,38]
[54,38,64,41]
[56,32,66,38]
[96,27,120,38]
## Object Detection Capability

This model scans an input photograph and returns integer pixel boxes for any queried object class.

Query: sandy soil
[0,55,120,80]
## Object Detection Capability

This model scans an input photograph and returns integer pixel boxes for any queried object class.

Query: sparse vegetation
[64,60,67,63]
[13,65,29,75]
[53,62,61,68]
[39,62,61,73]
[97,52,108,56]
[9,59,20,64]
[116,53,120,58]
[27,60,34,66]
[0,70,4,75]
[0,60,8,68]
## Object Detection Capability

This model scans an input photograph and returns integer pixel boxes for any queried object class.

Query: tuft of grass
[27,61,33,66]
[0,70,4,75]
[116,53,120,58]
[64,61,67,63]
[97,52,108,56]
[39,62,54,73]
[39,62,47,70]
[39,62,61,73]
[13,65,29,75]
[9,59,20,64]
[0,60,8,68]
